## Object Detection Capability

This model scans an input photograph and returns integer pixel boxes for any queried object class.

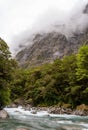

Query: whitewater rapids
[0,106,88,130]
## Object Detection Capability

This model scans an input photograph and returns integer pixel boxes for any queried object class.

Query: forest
[0,38,88,109]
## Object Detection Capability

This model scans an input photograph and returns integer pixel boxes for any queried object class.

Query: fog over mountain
[0,0,88,55]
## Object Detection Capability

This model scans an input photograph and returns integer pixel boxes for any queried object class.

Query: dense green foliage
[76,45,88,105]
[0,38,17,109]
[0,38,88,108]
[11,45,88,108]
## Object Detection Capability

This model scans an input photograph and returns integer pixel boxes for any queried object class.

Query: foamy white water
[2,107,88,130]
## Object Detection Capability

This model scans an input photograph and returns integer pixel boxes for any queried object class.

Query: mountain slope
[16,30,88,68]
[16,4,88,68]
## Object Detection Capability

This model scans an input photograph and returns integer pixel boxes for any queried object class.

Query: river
[0,107,88,130]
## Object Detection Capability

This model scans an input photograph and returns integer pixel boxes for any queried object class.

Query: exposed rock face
[16,33,67,67]
[16,3,88,68]
[16,30,88,68]
[0,110,9,119]
[83,4,88,14]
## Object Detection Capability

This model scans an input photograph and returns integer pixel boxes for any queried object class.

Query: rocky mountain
[16,30,88,68]
[16,4,88,68]
[83,4,88,13]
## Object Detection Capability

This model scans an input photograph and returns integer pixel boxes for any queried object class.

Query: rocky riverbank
[30,107,88,116]
[0,110,9,119]
[7,103,88,116]
[48,107,88,116]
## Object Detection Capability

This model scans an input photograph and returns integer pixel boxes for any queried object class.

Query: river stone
[16,128,29,130]
[62,126,82,130]
[0,110,9,119]
[31,110,37,114]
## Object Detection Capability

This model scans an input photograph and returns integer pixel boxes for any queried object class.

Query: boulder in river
[0,110,9,119]
[31,110,37,114]
[16,128,29,130]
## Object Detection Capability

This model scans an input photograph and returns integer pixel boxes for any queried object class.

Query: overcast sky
[0,0,88,54]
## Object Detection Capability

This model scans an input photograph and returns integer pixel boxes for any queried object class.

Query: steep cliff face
[83,4,88,13]
[16,4,88,68]
[16,33,68,67]
[16,30,88,68]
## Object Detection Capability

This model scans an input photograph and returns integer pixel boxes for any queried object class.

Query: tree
[76,45,88,81]
[76,45,88,105]
[0,38,15,109]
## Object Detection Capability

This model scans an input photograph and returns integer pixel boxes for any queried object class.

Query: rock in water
[0,110,9,119]
[16,128,29,130]
[31,110,37,114]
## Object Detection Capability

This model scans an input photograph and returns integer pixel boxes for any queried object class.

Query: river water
[0,107,88,130]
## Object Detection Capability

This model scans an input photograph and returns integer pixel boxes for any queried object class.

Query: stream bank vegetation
[0,38,88,111]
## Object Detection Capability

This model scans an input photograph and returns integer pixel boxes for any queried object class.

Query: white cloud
[0,0,88,54]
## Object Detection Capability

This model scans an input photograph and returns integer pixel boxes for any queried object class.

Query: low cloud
[0,0,88,55]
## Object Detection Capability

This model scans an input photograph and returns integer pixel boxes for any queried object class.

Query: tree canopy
[0,38,17,109]
[0,38,88,109]
[11,45,88,107]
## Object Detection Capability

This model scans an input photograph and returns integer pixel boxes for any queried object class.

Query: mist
[0,0,88,55]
